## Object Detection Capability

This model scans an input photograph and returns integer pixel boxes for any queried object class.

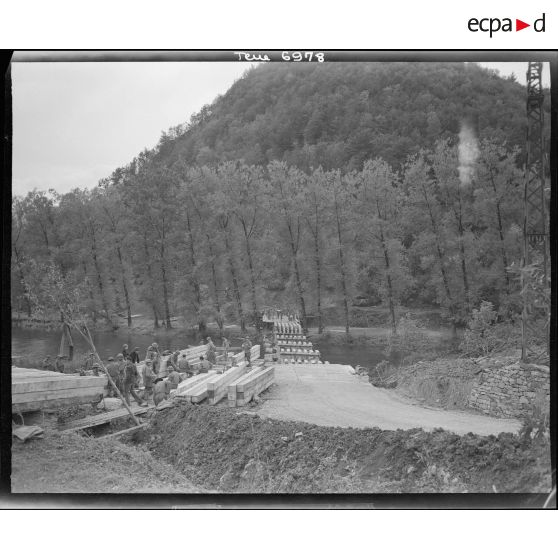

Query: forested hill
[156,62,532,171]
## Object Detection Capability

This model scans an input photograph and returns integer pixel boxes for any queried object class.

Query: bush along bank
[144,402,551,493]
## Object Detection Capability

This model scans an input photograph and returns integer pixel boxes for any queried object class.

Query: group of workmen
[41,335,255,407]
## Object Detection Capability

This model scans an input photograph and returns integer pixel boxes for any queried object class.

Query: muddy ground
[144,402,551,494]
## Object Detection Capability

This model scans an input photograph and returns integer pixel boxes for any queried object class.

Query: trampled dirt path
[258,364,521,436]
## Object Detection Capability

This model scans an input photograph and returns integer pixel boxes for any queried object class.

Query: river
[12,325,393,370]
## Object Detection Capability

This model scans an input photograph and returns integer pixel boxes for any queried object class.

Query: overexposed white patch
[457,123,479,185]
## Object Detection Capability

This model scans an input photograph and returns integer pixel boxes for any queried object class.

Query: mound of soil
[11,430,201,493]
[146,402,551,493]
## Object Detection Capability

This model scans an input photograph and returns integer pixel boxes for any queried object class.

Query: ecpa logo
[468,13,546,37]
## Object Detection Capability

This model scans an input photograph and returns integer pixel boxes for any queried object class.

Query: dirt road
[258,364,521,436]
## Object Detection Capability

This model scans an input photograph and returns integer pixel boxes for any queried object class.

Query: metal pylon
[521,62,549,363]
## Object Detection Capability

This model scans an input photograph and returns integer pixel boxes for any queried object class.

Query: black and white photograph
[4,51,554,502]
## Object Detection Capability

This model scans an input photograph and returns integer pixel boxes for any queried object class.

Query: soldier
[42,355,55,371]
[122,344,129,359]
[106,356,122,397]
[142,359,156,403]
[171,350,180,369]
[153,378,168,406]
[54,355,66,373]
[221,337,230,366]
[129,346,140,364]
[178,354,192,378]
[242,337,252,366]
[198,355,211,374]
[84,352,96,370]
[167,368,181,391]
[206,337,217,365]
[123,356,146,406]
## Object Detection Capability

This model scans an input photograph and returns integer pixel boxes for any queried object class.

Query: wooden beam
[13,385,105,404]
[100,424,146,439]
[13,376,107,394]
[206,363,249,405]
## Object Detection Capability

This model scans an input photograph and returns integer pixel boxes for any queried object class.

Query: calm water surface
[12,326,392,369]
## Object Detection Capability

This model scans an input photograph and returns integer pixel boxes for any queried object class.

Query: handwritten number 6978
[281,51,325,63]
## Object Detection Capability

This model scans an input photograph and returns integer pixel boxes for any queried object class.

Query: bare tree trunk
[333,199,350,335]
[222,219,246,332]
[142,234,159,328]
[487,175,511,295]
[13,246,32,317]
[421,185,457,336]
[115,245,132,327]
[90,226,111,325]
[377,213,396,335]
[206,233,224,336]
[81,261,97,324]
[240,221,259,320]
[160,247,172,329]
[314,236,324,334]
[185,209,205,335]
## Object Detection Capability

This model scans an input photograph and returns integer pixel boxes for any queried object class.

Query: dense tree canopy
[13,62,548,335]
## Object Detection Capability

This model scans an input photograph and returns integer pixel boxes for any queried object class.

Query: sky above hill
[11,59,550,197]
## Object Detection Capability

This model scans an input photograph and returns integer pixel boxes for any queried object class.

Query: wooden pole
[68,320,141,426]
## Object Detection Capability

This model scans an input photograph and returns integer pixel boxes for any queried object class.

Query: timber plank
[13,395,104,414]
[206,363,249,405]
[227,366,264,407]
[12,376,107,394]
[13,385,105,404]
[175,372,218,395]
[59,404,154,432]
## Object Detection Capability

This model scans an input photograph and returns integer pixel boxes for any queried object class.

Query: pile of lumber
[173,371,220,403]
[275,334,307,341]
[206,362,249,404]
[178,344,209,369]
[231,345,260,366]
[274,321,302,334]
[273,328,322,365]
[12,367,108,413]
[228,366,275,407]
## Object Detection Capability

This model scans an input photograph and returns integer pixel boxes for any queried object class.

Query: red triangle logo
[516,19,530,31]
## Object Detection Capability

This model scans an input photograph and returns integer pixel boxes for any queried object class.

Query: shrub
[459,301,520,357]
